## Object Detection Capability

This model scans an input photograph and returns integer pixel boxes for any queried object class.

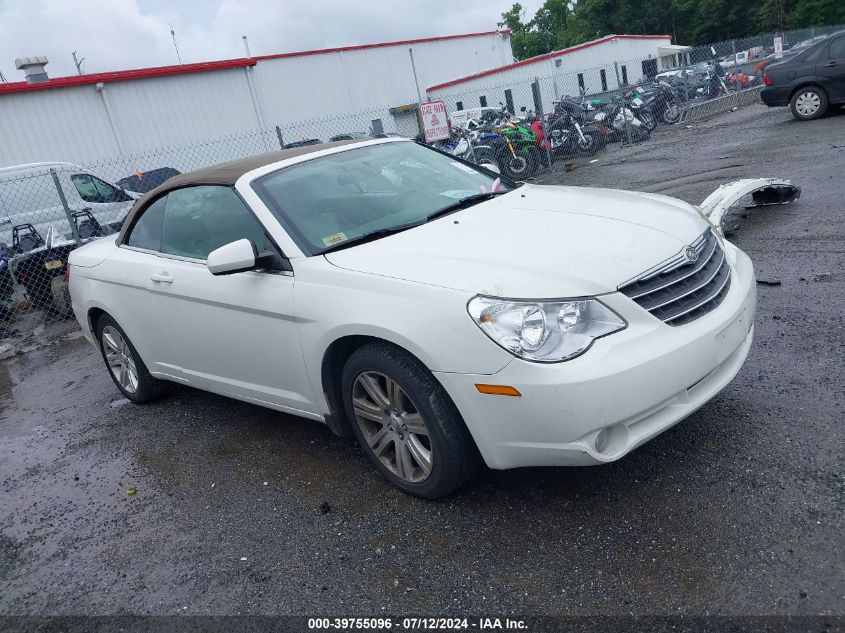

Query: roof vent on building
[15,56,49,83]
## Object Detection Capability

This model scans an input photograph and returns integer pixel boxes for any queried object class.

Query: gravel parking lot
[0,104,843,621]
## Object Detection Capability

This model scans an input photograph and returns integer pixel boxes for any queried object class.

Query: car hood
[324,184,710,297]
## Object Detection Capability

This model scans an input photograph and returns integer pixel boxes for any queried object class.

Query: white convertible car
[69,138,757,498]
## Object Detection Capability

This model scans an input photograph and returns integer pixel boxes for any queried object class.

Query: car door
[818,35,845,102]
[129,184,318,415]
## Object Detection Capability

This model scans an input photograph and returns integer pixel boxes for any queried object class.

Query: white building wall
[252,33,513,139]
[0,86,120,166]
[428,36,671,116]
[0,32,513,169]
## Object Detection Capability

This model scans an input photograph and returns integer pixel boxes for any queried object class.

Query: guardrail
[680,87,764,124]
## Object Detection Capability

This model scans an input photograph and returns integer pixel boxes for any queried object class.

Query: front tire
[499,148,538,180]
[574,130,604,156]
[638,109,657,130]
[96,314,165,404]
[663,103,682,124]
[341,343,480,499]
[790,87,828,120]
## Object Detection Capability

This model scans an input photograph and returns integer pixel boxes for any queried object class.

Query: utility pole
[72,50,85,75]
[170,23,183,66]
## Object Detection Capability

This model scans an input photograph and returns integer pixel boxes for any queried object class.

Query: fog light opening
[593,423,628,456]
[595,428,609,453]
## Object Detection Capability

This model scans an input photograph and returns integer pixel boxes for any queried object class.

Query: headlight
[467,296,626,362]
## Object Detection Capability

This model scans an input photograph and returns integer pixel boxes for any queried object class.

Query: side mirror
[207,238,258,275]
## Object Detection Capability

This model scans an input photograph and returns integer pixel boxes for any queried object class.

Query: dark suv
[761,31,845,120]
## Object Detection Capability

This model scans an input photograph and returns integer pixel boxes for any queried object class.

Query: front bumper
[434,242,756,470]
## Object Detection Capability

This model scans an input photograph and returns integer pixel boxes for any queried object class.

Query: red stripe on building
[254,29,512,61]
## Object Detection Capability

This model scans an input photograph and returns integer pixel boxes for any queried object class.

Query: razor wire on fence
[0,24,840,336]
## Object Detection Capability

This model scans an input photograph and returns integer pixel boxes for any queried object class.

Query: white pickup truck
[0,162,140,313]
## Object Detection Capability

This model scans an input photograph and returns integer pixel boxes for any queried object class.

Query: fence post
[532,77,552,171]
[51,169,80,245]
[731,39,738,91]
[681,54,690,120]
[275,126,284,149]
[614,62,633,145]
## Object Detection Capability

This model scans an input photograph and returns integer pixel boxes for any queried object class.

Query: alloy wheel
[101,325,139,393]
[795,91,820,117]
[351,371,432,483]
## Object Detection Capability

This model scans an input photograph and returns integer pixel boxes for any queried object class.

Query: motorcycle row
[435,74,723,180]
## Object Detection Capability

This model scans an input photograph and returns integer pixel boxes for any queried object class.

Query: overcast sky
[0,0,544,82]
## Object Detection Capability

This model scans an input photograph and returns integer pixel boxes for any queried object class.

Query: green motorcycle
[494,120,543,181]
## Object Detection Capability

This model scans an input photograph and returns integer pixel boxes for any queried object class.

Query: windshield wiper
[320,220,426,254]
[426,191,507,222]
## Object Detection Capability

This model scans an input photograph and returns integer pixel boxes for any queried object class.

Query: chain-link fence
[0,25,842,336]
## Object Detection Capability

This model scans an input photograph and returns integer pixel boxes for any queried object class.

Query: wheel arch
[789,81,828,102]
[320,333,448,439]
[321,335,401,437]
[87,306,108,336]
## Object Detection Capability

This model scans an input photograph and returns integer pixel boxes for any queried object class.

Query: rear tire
[95,314,166,404]
[790,87,828,120]
[342,342,480,499]
[470,147,502,174]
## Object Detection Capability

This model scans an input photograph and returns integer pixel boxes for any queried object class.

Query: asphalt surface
[0,103,843,619]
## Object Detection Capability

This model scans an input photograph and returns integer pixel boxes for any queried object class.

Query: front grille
[618,229,732,326]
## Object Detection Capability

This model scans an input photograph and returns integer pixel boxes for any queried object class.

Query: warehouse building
[0,30,513,167]
[427,34,688,114]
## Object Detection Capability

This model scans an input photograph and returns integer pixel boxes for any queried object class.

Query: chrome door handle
[150,272,173,283]
[823,61,837,67]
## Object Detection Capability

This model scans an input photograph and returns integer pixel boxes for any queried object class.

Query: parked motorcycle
[591,96,651,144]
[446,127,503,174]
[623,90,657,131]
[545,105,605,157]
[642,81,685,124]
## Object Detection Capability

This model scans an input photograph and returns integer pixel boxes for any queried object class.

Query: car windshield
[252,141,511,255]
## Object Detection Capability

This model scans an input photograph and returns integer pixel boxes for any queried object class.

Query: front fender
[699,178,800,234]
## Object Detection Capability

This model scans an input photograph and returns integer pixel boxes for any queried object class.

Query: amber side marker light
[475,384,522,397]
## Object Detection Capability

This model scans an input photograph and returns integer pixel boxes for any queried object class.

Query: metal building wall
[252,33,514,137]
[0,86,120,166]
[0,32,513,168]
[427,36,672,114]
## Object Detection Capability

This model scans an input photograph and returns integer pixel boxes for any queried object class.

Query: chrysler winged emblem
[685,246,699,263]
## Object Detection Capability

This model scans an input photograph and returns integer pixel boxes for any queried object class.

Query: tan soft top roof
[116,139,362,243]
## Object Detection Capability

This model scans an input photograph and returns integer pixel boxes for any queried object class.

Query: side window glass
[161,186,267,261]
[71,174,133,203]
[71,174,101,203]
[126,196,166,251]
[829,37,845,59]
[92,175,132,202]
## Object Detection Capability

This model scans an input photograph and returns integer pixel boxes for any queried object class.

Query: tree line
[499,0,845,59]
